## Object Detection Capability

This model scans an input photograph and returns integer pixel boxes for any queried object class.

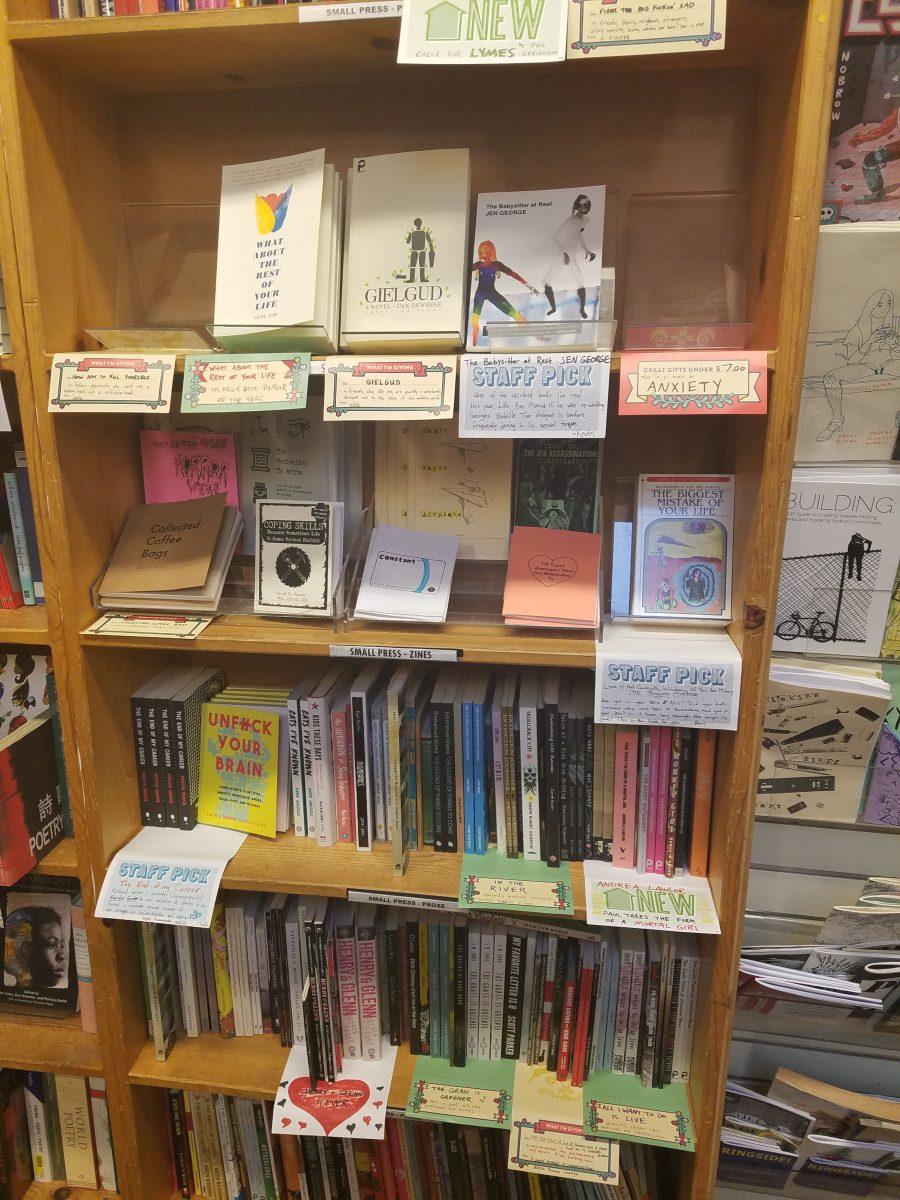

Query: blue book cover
[462,699,474,854]
[599,936,620,1073]
[473,696,487,855]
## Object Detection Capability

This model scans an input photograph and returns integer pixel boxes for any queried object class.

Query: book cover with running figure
[631,475,734,622]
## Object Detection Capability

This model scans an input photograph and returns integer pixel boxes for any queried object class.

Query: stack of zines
[3,1069,117,1191]
[97,493,242,614]
[131,664,716,878]
[165,1097,656,1200]
[138,896,700,1092]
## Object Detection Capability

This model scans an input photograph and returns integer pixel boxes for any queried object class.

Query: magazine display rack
[0,1,843,1198]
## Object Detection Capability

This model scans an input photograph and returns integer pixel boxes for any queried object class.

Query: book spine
[385,919,401,1047]
[538,934,558,1066]
[583,716,595,861]
[146,697,166,828]
[555,941,578,1080]
[546,934,568,1074]
[558,707,571,862]
[174,924,200,1038]
[287,916,310,1059]
[336,921,362,1060]
[171,695,192,832]
[288,693,306,835]
[639,727,655,874]
[501,932,524,1061]
[640,953,662,1090]
[167,1090,192,1199]
[210,901,236,1039]
[452,919,467,1067]
[71,892,97,1034]
[332,703,355,845]
[56,1073,98,1188]
[132,697,155,827]
[23,1072,53,1182]
[462,700,475,854]
[473,700,487,856]
[299,699,316,842]
[490,706,506,856]
[611,945,635,1075]
[544,702,561,867]
[569,947,593,1088]
[3,472,35,603]
[624,946,646,1076]
[42,1073,66,1183]
[660,956,683,1085]
[387,693,406,874]
[689,730,716,876]
[601,725,617,859]
[356,916,381,1061]
[86,1078,116,1192]
[352,695,372,851]
[664,729,682,877]
[674,729,695,874]
[465,921,480,1062]
[212,1094,242,1200]
[519,701,540,860]
[502,700,517,857]
[14,456,43,601]
[652,726,671,875]
[670,952,699,1082]
[612,727,638,868]
[442,703,457,853]
[244,907,263,1036]
[311,695,337,848]
[477,926,493,1061]
[489,928,506,1061]
[253,1101,279,1200]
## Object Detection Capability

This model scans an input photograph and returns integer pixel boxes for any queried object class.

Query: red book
[538,935,558,1052]
[643,727,660,874]
[0,714,63,886]
[569,944,595,1089]
[689,729,717,876]
[385,1119,411,1200]
[555,943,578,1081]
[412,1124,437,1198]
[368,1142,389,1200]
[612,727,638,868]
[373,1137,398,1200]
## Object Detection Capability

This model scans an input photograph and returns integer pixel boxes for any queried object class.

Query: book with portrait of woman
[0,875,78,1014]
[797,225,900,463]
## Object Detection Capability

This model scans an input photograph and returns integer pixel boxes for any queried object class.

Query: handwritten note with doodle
[49,353,175,414]
[182,354,310,413]
[619,351,767,415]
[323,357,456,421]
[459,849,574,916]
[95,825,246,928]
[583,862,720,934]
[405,1056,514,1129]
[272,1037,398,1139]
[460,353,610,438]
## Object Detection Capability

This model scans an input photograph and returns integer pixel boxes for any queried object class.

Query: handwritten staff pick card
[405,1056,515,1129]
[272,1037,398,1140]
[459,847,574,917]
[618,351,767,415]
[568,0,725,59]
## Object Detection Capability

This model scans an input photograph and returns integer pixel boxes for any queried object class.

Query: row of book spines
[53,0,315,15]
[610,726,715,878]
[166,1093,645,1200]
[1,452,43,609]
[20,1070,116,1192]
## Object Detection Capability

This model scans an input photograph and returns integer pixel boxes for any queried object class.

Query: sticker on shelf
[568,0,725,60]
[273,1036,398,1139]
[618,351,767,416]
[182,353,310,414]
[583,862,720,934]
[405,1056,515,1128]
[329,644,459,662]
[95,825,246,928]
[398,0,568,63]
[298,0,402,20]
[48,353,176,414]
[582,1072,695,1151]
[322,357,456,421]
[459,352,610,439]
[346,889,460,911]
[459,847,574,916]
[83,613,215,640]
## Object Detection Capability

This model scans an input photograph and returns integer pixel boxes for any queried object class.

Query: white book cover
[466,923,481,1060]
[214,149,325,328]
[478,925,494,1060]
[631,473,735,622]
[773,467,900,657]
[517,672,541,861]
[254,500,342,617]
[466,187,606,351]
[341,149,471,345]
[797,225,900,463]
[354,525,459,623]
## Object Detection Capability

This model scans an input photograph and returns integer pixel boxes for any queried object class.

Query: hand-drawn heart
[528,555,578,587]
[296,1121,307,1130]
[276,1098,287,1107]
[373,1101,384,1109]
[346,1123,356,1134]
[286,1077,371,1135]
[376,1086,385,1092]
[376,1124,382,1131]
[363,1115,371,1126]
[280,1118,291,1128]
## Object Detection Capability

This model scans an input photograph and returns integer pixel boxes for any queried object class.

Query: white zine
[460,352,609,438]
[254,500,342,617]
[214,150,325,328]
[398,0,568,64]
[272,1037,398,1140]
[354,525,459,623]
[48,353,175,413]
[95,825,246,929]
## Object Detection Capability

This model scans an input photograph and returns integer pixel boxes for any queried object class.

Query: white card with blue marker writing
[95,825,246,928]
[272,1036,398,1139]
[460,353,610,439]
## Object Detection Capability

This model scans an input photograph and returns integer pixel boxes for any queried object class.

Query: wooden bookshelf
[0,604,50,644]
[31,836,80,877]
[24,1186,119,1200]
[0,1011,102,1075]
[0,0,843,1197]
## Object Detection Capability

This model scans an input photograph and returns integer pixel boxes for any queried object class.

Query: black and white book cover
[254,500,342,618]
[773,467,900,657]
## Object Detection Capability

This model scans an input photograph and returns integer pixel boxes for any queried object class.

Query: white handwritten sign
[323,357,456,420]
[460,353,609,438]
[595,625,741,730]
[568,0,724,58]
[83,614,214,640]
[583,863,719,934]
[182,354,310,413]
[398,0,568,64]
[619,351,767,415]
[95,825,246,928]
[49,353,175,413]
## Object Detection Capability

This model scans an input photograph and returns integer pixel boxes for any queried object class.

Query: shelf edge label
[329,644,459,661]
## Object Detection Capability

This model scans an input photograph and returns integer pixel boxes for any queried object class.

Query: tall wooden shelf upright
[0,1,842,1197]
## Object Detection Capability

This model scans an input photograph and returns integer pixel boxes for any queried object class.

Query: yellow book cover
[209,900,236,1040]
[55,1074,98,1188]
[199,702,279,838]
[882,564,900,659]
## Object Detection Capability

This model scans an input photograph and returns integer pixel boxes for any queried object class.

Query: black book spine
[171,695,191,832]
[583,716,595,861]
[406,918,421,1056]
[385,923,401,1047]
[352,696,370,849]
[431,703,445,851]
[479,1128,500,1200]
[513,708,524,855]
[264,909,280,1038]
[675,729,696,871]
[312,920,335,1083]
[276,908,293,1049]
[443,1125,467,1200]
[300,1136,326,1200]
[572,715,583,862]
[502,933,525,1060]
[545,703,561,868]
[452,921,467,1068]
[535,703,546,862]
[442,704,457,853]
[558,709,570,862]
[159,697,177,828]
[131,698,154,827]
[166,1090,191,1199]
[583,950,602,1085]
[546,934,568,1073]
[146,697,165,827]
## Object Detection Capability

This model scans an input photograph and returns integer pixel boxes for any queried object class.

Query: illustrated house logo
[601,886,636,912]
[425,0,465,40]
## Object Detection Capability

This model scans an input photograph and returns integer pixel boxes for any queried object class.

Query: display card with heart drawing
[271,1036,398,1140]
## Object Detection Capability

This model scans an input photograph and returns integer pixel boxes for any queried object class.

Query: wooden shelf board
[81,614,599,667]
[130,1030,415,1110]
[0,1009,102,1074]
[0,605,50,644]
[220,834,591,918]
[6,5,792,95]
[25,1186,119,1200]
[31,836,80,877]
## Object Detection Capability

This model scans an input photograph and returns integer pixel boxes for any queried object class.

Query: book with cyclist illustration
[772,466,900,658]
[631,474,734,624]
[466,187,606,352]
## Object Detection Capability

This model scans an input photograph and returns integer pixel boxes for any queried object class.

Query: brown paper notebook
[101,493,227,594]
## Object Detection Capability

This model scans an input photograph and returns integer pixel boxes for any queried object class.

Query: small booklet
[140,430,240,510]
[254,500,343,618]
[354,525,458,624]
[502,525,601,628]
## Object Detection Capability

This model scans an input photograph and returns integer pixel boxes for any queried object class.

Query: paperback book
[502,525,601,629]
[512,439,602,534]
[0,714,65,886]
[861,662,900,827]
[198,699,280,838]
[254,500,343,618]
[466,187,606,352]
[772,466,900,657]
[140,429,240,509]
[353,525,459,624]
[341,149,471,351]
[631,474,734,623]
[0,876,79,1015]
